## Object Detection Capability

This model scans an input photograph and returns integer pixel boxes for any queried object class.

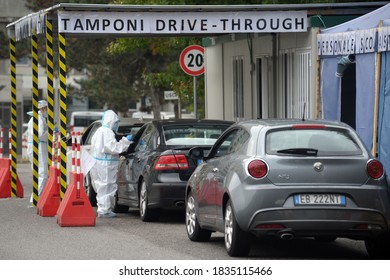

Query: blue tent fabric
[321,57,340,120]
[355,54,375,151]
[319,4,390,152]
[379,52,390,178]
[320,54,375,150]
[321,3,390,33]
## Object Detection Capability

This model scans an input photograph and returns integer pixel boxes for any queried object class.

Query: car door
[213,128,250,228]
[197,129,239,225]
[117,124,155,206]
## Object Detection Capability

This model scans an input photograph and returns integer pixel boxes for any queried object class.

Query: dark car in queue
[115,119,234,222]
[66,118,144,206]
[185,119,390,258]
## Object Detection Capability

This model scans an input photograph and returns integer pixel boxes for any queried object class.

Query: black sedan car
[185,119,390,258]
[114,119,234,221]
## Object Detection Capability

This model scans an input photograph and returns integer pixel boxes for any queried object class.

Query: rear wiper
[276,148,318,156]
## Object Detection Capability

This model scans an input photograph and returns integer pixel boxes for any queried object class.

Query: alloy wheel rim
[186,196,196,236]
[224,205,233,250]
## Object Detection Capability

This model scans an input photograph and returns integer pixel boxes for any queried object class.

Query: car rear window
[117,125,142,135]
[266,127,363,156]
[163,124,229,146]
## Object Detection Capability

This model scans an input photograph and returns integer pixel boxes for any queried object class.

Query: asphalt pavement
[0,158,370,261]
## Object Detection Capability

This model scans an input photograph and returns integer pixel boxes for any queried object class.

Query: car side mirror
[189,147,204,160]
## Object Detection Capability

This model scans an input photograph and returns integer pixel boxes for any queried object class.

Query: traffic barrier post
[36,130,61,216]
[0,128,24,198]
[56,132,95,227]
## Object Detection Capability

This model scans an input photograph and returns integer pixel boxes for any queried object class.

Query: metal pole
[31,34,39,206]
[9,37,18,197]
[46,19,55,168]
[58,33,67,199]
[193,76,197,119]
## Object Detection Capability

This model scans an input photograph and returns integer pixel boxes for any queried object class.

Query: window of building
[278,49,311,119]
[233,56,244,121]
[294,49,311,119]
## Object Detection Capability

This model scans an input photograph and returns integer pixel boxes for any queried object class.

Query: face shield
[38,100,48,118]
[112,121,119,132]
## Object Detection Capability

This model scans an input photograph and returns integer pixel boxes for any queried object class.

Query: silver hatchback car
[185,119,390,258]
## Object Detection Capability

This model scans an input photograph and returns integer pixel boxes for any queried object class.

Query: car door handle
[212,168,219,173]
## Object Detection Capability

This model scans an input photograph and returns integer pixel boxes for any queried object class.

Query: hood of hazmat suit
[91,109,131,161]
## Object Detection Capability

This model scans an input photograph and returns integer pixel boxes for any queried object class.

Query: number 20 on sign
[179,45,205,76]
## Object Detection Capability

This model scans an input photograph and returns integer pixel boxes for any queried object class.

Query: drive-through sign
[179,45,204,76]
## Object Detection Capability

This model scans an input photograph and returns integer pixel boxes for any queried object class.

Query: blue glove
[54,126,59,133]
[126,134,133,141]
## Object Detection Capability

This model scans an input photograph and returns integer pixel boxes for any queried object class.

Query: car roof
[148,118,234,126]
[235,119,353,130]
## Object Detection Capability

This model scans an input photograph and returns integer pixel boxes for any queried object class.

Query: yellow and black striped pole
[9,38,18,197]
[46,19,54,168]
[58,33,67,199]
[31,34,39,206]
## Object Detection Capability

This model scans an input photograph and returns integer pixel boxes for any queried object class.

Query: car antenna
[302,103,306,121]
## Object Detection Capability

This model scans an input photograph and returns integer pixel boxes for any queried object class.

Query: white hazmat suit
[27,100,49,203]
[90,110,132,218]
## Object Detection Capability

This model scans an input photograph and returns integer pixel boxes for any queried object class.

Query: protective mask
[39,110,48,118]
[112,122,119,132]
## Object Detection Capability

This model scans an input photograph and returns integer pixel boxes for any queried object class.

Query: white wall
[205,44,224,120]
[204,31,316,121]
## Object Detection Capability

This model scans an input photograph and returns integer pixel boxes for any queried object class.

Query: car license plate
[294,194,346,206]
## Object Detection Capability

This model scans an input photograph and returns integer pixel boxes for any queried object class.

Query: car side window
[212,128,249,157]
[135,124,154,152]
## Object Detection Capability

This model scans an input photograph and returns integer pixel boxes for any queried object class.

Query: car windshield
[266,128,362,156]
[163,124,228,146]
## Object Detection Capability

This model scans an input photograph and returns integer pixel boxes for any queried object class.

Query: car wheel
[186,192,212,242]
[224,200,252,257]
[139,180,157,222]
[365,234,390,259]
[113,191,129,213]
[84,174,97,207]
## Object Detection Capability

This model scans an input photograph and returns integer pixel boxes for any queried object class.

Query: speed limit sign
[179,45,204,76]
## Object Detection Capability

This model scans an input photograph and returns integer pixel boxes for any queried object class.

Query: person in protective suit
[90,109,133,218]
[27,100,49,203]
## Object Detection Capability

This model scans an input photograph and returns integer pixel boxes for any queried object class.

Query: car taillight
[367,159,384,179]
[154,154,189,171]
[247,159,268,179]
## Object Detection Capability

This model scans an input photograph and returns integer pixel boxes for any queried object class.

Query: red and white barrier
[37,130,61,216]
[0,128,3,158]
[21,132,28,160]
[57,131,95,227]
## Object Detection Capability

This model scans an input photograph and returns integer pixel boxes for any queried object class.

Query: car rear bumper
[149,182,187,210]
[248,207,389,239]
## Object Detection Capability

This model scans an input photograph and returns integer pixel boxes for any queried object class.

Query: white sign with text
[58,11,307,35]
